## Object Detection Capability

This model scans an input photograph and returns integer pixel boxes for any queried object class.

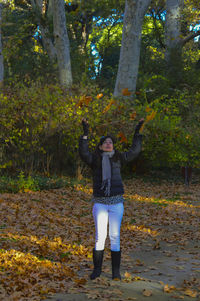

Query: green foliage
[2,6,56,84]
[140,90,200,169]
[0,174,74,193]
[17,171,39,192]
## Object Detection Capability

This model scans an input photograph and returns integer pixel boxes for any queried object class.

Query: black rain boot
[90,249,104,280]
[111,250,121,280]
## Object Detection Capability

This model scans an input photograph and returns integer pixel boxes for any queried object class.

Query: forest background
[0,0,200,189]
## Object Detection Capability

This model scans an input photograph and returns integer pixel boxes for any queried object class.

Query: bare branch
[182,30,200,45]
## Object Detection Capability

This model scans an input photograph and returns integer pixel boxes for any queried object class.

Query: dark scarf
[101,150,115,196]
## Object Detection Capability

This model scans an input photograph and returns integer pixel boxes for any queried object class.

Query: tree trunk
[114,0,152,98]
[0,3,4,87]
[40,24,57,60]
[52,0,73,88]
[30,0,57,61]
[165,0,184,85]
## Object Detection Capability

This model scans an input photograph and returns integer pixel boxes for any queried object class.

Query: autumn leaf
[143,289,153,297]
[118,132,128,143]
[103,99,115,113]
[74,278,87,286]
[124,271,132,279]
[76,95,92,107]
[122,88,132,96]
[164,284,176,293]
[146,110,157,122]
[130,111,137,120]
[135,259,144,266]
[96,93,103,99]
[145,107,151,112]
[135,91,141,95]
[184,289,198,298]
[0,177,199,300]
[85,96,92,105]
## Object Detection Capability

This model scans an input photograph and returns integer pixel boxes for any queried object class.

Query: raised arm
[121,119,144,163]
[79,119,93,166]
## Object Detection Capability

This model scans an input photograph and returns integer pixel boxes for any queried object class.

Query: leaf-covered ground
[0,178,199,300]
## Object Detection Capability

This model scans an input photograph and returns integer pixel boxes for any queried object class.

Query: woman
[79,118,144,280]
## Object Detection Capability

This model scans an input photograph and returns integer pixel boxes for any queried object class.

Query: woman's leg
[93,203,109,250]
[108,202,124,251]
[108,202,124,279]
[90,203,108,280]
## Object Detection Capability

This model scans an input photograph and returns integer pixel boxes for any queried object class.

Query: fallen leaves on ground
[0,178,199,300]
[143,289,153,296]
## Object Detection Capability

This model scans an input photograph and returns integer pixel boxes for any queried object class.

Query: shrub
[0,82,199,177]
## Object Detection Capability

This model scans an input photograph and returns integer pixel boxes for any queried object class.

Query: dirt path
[44,239,200,301]
[45,199,200,301]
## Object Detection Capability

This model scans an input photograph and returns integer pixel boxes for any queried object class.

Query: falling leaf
[96,93,103,99]
[85,96,92,105]
[145,107,151,112]
[146,110,157,122]
[118,132,128,143]
[122,88,131,96]
[76,95,92,107]
[130,111,137,120]
[103,99,115,113]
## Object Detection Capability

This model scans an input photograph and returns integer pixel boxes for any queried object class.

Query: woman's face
[99,138,114,152]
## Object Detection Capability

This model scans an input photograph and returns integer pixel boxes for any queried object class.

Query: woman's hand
[82,118,89,136]
[134,118,144,134]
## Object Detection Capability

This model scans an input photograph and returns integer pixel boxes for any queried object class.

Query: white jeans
[92,202,124,251]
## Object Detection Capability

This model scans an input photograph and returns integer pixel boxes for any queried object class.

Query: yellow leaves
[103,99,115,113]
[163,284,176,293]
[0,179,199,300]
[122,88,132,96]
[124,224,158,236]
[87,252,93,259]
[183,289,198,298]
[139,106,157,132]
[74,278,87,286]
[124,271,132,279]
[135,259,144,266]
[146,110,157,122]
[23,188,33,193]
[118,132,128,143]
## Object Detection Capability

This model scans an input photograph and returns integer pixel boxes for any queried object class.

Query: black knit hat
[99,135,115,145]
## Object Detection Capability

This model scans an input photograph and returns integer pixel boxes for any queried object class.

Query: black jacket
[79,134,142,197]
